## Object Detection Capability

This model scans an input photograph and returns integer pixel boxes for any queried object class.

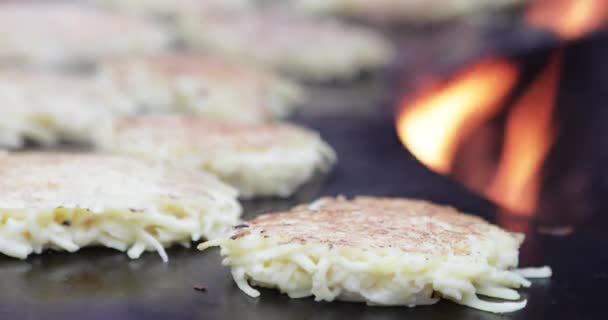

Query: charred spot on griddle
[193,283,208,292]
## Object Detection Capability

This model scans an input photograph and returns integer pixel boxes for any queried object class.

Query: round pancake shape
[202,196,539,313]
[0,152,241,261]
[178,10,394,80]
[94,115,336,198]
[0,2,171,66]
[97,54,304,121]
[0,71,137,148]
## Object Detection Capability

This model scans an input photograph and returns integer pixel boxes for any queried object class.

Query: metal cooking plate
[0,102,605,319]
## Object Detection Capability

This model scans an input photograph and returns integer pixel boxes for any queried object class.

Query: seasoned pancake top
[232,196,520,256]
[111,115,320,150]
[0,152,235,210]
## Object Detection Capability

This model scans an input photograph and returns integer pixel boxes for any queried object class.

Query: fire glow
[396,61,518,175]
[527,0,608,40]
[396,0,605,216]
[488,52,562,214]
[396,53,561,215]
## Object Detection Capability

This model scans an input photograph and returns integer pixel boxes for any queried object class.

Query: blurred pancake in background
[0,2,171,67]
[91,0,254,19]
[97,54,304,121]
[0,70,135,148]
[284,0,527,23]
[95,115,336,198]
[179,9,394,81]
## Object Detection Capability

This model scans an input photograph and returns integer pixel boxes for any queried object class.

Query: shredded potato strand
[202,235,552,313]
[0,198,240,261]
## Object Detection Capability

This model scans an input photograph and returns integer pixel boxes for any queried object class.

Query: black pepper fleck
[234,224,249,229]
[62,220,71,227]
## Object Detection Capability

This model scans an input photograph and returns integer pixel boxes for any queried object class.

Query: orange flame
[527,0,608,40]
[397,52,563,215]
[488,52,562,214]
[396,60,519,174]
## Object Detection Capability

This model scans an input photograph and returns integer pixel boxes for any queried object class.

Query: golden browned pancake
[232,197,504,256]
[97,54,303,121]
[94,115,336,198]
[0,152,241,261]
[202,196,551,313]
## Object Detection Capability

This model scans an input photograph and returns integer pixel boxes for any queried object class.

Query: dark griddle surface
[0,109,605,320]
